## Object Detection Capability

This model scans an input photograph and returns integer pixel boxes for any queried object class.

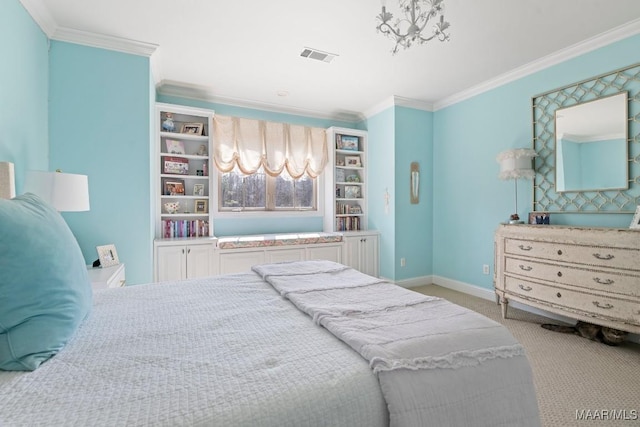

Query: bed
[0,193,540,426]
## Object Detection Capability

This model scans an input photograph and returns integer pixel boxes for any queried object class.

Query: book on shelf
[161,219,210,238]
[335,216,361,231]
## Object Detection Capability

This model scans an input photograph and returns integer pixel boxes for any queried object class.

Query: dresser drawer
[505,257,640,297]
[504,276,640,326]
[504,238,639,270]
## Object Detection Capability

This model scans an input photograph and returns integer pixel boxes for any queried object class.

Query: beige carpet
[411,284,640,427]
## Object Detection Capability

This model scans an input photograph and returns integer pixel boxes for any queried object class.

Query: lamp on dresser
[0,162,16,199]
[496,148,537,224]
[24,170,90,212]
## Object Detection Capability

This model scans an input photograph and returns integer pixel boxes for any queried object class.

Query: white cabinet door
[342,233,379,277]
[219,250,265,275]
[360,234,379,277]
[307,244,342,263]
[156,245,186,281]
[266,248,305,263]
[186,244,213,279]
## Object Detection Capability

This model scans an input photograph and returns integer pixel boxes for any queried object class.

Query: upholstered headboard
[0,162,16,199]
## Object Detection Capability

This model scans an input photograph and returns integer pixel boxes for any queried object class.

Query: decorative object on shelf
[194,199,208,213]
[162,112,176,132]
[181,123,204,135]
[376,0,450,54]
[197,144,208,156]
[193,184,205,196]
[164,180,185,196]
[336,158,345,166]
[497,148,537,224]
[345,155,361,167]
[630,206,640,229]
[349,205,362,214]
[346,174,360,183]
[335,169,346,182]
[165,139,185,154]
[24,170,90,212]
[0,161,16,199]
[96,244,119,268]
[163,156,189,175]
[340,135,359,151]
[345,185,361,199]
[164,201,181,214]
[410,162,420,204]
[336,135,343,149]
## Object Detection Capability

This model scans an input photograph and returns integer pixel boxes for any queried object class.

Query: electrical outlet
[483,264,490,275]
[400,258,406,267]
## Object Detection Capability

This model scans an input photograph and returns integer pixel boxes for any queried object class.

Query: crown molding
[364,95,434,118]
[434,18,640,111]
[19,0,56,37]
[157,81,363,123]
[51,27,158,57]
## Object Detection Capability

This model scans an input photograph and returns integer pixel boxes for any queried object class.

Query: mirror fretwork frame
[532,63,640,213]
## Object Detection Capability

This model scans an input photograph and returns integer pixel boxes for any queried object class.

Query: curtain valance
[212,115,328,179]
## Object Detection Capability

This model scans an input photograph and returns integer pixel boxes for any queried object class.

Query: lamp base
[508,220,524,224]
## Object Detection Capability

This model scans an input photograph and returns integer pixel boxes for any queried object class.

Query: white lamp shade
[497,148,537,180]
[0,162,16,199]
[24,170,90,212]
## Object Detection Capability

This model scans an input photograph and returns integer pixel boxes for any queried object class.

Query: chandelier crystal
[376,0,451,54]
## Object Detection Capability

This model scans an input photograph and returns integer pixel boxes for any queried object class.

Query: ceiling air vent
[300,47,338,63]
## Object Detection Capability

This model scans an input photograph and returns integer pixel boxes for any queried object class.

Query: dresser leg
[501,299,508,319]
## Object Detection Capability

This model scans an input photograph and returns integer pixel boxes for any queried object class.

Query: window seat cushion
[217,232,343,249]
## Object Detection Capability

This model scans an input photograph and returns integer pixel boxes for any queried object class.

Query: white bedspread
[253,260,541,427]
[0,272,388,427]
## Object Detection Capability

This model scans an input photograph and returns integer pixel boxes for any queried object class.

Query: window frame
[214,168,324,219]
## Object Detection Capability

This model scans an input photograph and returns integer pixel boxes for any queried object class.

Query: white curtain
[212,115,328,179]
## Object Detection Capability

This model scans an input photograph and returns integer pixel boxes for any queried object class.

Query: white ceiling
[21,0,640,121]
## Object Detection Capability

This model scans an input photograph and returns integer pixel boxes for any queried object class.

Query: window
[220,166,316,211]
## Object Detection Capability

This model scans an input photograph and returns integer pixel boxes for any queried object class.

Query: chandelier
[376,0,451,54]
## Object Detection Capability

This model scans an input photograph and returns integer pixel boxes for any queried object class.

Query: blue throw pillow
[0,193,92,371]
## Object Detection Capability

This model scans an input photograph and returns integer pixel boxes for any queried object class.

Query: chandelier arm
[377,22,405,40]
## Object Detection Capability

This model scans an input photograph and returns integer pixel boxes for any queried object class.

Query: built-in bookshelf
[324,127,368,232]
[154,103,214,239]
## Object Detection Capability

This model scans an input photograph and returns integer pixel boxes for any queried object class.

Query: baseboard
[430,275,640,345]
[393,275,433,288]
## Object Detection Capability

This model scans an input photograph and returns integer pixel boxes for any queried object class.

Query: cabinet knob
[556,292,562,298]
[557,250,563,255]
[557,271,562,277]
[182,249,185,254]
[188,248,191,254]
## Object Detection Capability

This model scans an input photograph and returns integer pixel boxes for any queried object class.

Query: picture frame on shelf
[345,155,361,167]
[164,179,185,196]
[165,139,185,155]
[344,185,361,199]
[96,244,119,268]
[194,199,208,213]
[529,212,551,225]
[336,135,343,149]
[349,205,362,214]
[197,144,208,156]
[630,206,640,229]
[193,183,205,196]
[181,123,204,135]
[163,156,189,175]
[335,169,346,182]
[340,135,359,151]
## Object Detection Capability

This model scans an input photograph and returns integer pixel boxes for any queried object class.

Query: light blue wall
[49,41,153,285]
[157,94,358,236]
[393,107,433,280]
[367,108,396,279]
[0,0,49,191]
[434,34,640,290]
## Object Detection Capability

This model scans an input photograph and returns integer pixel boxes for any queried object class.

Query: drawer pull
[557,271,563,277]
[518,284,532,292]
[593,277,614,285]
[519,265,532,271]
[556,292,562,298]
[518,245,532,251]
[557,250,563,255]
[593,253,614,261]
[592,301,614,310]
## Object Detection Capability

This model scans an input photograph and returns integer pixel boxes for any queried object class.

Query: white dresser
[494,224,640,334]
[87,263,126,291]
